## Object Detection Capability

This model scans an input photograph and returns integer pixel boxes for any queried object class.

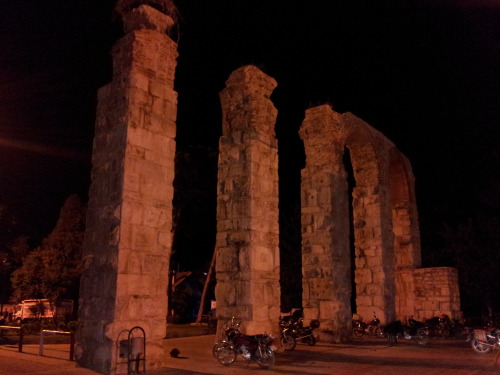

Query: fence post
[70,332,75,361]
[39,330,44,356]
[18,327,23,353]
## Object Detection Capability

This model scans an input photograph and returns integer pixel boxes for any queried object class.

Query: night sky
[0,1,498,269]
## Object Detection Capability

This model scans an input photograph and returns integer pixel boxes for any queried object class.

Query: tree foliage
[171,146,217,272]
[436,216,500,316]
[279,197,303,312]
[10,195,86,302]
[0,205,32,304]
[115,0,179,19]
[426,162,500,316]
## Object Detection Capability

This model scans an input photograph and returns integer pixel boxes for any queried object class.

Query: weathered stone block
[216,247,239,272]
[308,278,335,300]
[356,268,373,284]
[356,295,373,307]
[366,284,382,296]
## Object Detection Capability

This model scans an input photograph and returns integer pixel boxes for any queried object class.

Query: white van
[13,299,73,321]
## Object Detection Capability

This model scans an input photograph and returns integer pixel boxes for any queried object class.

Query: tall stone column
[350,144,396,324]
[215,65,280,335]
[299,105,352,343]
[77,6,177,374]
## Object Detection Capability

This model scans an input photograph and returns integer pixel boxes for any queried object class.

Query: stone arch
[299,105,399,342]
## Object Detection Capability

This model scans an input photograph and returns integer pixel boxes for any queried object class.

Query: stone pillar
[215,65,280,335]
[299,105,352,343]
[77,6,177,374]
[349,143,396,324]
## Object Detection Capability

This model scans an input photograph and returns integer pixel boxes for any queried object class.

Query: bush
[67,321,78,332]
[20,319,78,334]
[22,321,41,334]
[42,320,56,331]
[57,321,68,332]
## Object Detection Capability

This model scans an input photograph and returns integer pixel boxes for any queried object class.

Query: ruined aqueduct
[76,5,461,374]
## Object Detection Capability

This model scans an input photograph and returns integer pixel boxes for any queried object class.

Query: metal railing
[0,325,23,352]
[39,329,75,361]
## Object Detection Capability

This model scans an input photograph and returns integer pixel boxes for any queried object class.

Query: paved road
[1,334,500,374]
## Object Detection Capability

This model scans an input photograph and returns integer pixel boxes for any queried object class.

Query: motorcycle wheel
[256,346,275,369]
[212,342,226,358]
[471,339,492,354]
[303,335,316,346]
[440,327,451,339]
[215,344,236,366]
[415,327,430,346]
[353,328,364,337]
[281,333,296,351]
[375,327,386,338]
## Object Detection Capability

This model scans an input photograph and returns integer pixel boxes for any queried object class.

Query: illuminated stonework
[214,73,460,345]
[215,66,281,336]
[77,5,461,372]
[77,5,177,374]
[299,105,460,342]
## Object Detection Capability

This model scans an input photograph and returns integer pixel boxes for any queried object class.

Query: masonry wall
[348,137,397,324]
[299,106,352,342]
[215,65,281,336]
[413,267,461,320]
[77,6,177,374]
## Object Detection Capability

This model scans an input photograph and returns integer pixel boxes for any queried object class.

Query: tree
[279,195,303,312]
[429,152,500,317]
[171,146,217,272]
[115,0,179,18]
[10,195,86,303]
[437,216,500,317]
[0,205,32,305]
[29,301,47,320]
[195,250,216,324]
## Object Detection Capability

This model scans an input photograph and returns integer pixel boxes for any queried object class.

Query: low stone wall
[413,267,461,320]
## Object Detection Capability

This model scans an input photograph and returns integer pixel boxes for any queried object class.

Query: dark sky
[0,0,498,262]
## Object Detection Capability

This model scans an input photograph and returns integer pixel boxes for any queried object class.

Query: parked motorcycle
[352,313,385,338]
[425,314,455,338]
[467,327,500,354]
[279,309,320,351]
[385,317,430,346]
[213,317,277,369]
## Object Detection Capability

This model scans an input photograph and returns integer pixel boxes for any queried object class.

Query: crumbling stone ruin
[77,5,177,374]
[214,68,460,343]
[77,3,460,373]
[298,106,460,342]
[215,66,281,336]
